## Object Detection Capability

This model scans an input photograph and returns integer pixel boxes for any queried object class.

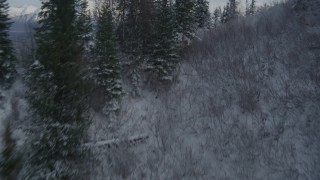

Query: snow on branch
[83,134,149,149]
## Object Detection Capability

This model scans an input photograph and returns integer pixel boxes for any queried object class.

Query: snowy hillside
[0,0,319,179]
[87,0,320,179]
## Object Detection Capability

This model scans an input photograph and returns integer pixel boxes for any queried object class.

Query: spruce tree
[246,0,250,16]
[26,0,91,178]
[92,2,123,114]
[116,0,129,48]
[249,0,256,15]
[139,0,156,57]
[195,0,211,29]
[76,0,92,49]
[175,0,197,39]
[213,7,221,28]
[228,0,238,21]
[246,0,255,16]
[221,0,238,24]
[117,0,155,59]
[0,0,16,89]
[221,4,229,24]
[152,0,179,81]
[116,0,155,95]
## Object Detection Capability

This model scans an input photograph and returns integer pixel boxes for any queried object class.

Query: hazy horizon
[8,0,280,10]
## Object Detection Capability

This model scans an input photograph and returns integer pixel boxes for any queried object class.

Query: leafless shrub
[169,147,207,180]
[108,146,137,179]
[10,95,19,123]
[88,145,137,180]
[237,84,260,113]
[90,88,106,112]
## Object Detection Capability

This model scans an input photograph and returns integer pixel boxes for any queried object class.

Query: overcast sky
[8,0,40,7]
[8,0,279,10]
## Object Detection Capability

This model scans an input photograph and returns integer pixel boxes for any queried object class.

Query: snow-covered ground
[87,1,320,179]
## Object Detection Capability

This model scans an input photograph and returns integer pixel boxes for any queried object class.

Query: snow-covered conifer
[221,4,229,24]
[26,0,91,178]
[228,0,239,20]
[151,0,179,81]
[116,0,155,94]
[195,0,211,28]
[92,2,123,114]
[213,7,221,28]
[117,0,155,59]
[175,0,197,38]
[0,0,16,89]
[221,0,239,24]
[249,0,256,15]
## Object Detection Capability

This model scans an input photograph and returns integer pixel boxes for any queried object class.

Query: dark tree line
[0,0,16,89]
[212,0,256,28]
[116,0,211,83]
[92,1,123,114]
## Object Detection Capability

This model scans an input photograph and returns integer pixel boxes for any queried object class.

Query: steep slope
[1,0,319,179]
[88,0,320,179]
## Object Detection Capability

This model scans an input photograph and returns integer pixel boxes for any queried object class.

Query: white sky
[8,0,280,10]
[8,0,40,7]
[209,0,281,11]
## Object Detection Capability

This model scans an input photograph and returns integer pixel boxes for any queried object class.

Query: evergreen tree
[118,0,140,54]
[76,0,93,49]
[116,0,155,95]
[195,0,211,29]
[221,4,229,24]
[0,120,21,180]
[116,0,129,47]
[249,0,256,15]
[117,0,155,59]
[152,0,179,81]
[26,0,91,178]
[246,0,255,16]
[139,0,156,56]
[246,0,250,16]
[92,2,123,114]
[0,0,16,89]
[213,7,221,28]
[228,0,238,20]
[175,0,197,39]
[221,0,238,24]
